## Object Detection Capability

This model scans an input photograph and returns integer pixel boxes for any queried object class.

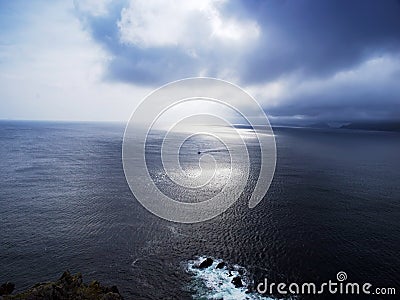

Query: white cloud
[0,1,151,122]
[117,0,260,50]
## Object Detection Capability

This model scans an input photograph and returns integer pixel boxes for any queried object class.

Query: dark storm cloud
[75,0,400,84]
[74,0,400,122]
[241,0,400,83]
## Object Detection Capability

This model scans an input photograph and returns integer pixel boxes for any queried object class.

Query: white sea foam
[186,256,275,300]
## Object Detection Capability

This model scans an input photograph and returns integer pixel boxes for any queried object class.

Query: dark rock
[231,276,243,288]
[89,280,100,287]
[2,271,123,299]
[198,257,213,269]
[60,270,73,284]
[0,282,15,295]
[216,262,225,269]
[110,285,120,294]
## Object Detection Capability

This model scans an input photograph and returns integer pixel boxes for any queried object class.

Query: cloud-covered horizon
[1,0,399,123]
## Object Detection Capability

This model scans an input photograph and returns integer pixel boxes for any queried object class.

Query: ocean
[0,121,399,299]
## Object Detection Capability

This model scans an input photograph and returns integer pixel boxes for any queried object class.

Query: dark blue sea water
[0,121,399,299]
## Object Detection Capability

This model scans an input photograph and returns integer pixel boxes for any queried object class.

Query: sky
[0,0,399,123]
